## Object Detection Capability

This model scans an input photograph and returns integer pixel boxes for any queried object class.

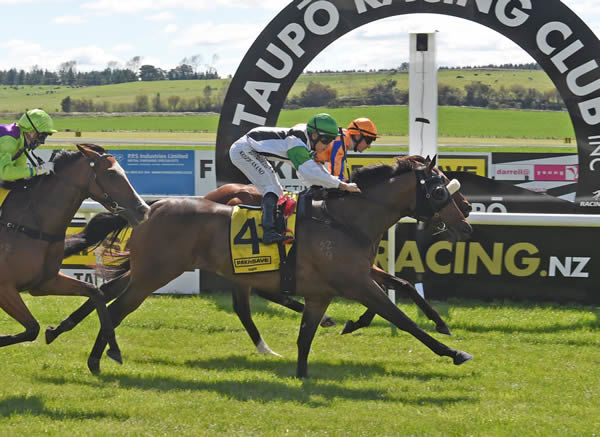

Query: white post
[409,32,439,158]
[387,224,397,334]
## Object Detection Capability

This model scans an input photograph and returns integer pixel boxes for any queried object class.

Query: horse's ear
[77,144,101,159]
[427,154,437,171]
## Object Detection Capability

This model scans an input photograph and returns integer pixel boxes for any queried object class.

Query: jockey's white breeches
[229,138,283,197]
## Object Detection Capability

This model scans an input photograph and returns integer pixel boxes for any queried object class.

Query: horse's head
[411,155,472,241]
[75,144,150,225]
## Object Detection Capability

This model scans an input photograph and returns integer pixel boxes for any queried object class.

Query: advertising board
[376,223,599,304]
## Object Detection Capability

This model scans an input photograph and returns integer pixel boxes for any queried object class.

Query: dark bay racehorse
[47,167,471,345]
[0,144,148,364]
[57,155,473,377]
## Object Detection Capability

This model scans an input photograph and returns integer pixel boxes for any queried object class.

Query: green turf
[0,106,576,140]
[0,293,598,436]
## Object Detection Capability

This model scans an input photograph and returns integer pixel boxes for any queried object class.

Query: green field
[0,69,555,113]
[0,293,598,436]
[0,106,575,140]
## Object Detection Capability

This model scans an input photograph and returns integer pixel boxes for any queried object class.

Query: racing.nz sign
[216,0,600,212]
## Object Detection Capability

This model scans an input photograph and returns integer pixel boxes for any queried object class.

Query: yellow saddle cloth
[0,187,10,208]
[230,193,298,274]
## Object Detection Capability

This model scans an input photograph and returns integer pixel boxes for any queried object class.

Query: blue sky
[1,0,599,77]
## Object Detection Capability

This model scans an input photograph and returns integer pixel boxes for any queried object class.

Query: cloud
[171,22,262,48]
[146,11,173,21]
[81,0,280,14]
[54,15,86,25]
[164,24,178,34]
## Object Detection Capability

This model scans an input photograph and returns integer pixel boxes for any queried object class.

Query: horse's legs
[340,309,376,335]
[87,266,181,374]
[380,274,451,335]
[33,273,122,364]
[342,266,451,335]
[253,289,336,328]
[357,279,472,365]
[296,297,332,378]
[0,285,40,346]
[45,271,131,344]
[231,285,280,356]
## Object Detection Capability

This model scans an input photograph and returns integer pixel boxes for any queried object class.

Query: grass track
[1,293,598,436]
[0,106,576,140]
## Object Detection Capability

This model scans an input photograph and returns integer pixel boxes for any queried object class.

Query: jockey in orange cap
[316,117,380,180]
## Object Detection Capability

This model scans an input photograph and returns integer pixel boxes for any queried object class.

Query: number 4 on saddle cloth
[230,192,299,294]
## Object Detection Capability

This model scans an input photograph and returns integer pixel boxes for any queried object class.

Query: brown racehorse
[203,181,472,337]
[64,155,473,377]
[0,144,149,366]
[47,168,471,345]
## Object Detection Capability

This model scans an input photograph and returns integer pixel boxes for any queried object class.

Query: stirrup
[262,229,288,245]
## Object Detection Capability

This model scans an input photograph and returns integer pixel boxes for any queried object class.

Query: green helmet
[307,113,339,137]
[17,109,58,134]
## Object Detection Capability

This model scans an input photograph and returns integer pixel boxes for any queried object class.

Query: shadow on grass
[36,370,475,407]
[0,396,127,420]
[181,355,472,382]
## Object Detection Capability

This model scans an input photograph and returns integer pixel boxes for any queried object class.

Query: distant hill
[0,69,558,114]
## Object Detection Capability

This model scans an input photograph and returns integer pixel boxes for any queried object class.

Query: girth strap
[0,220,65,242]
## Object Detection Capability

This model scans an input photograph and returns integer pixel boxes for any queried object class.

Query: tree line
[285,79,565,111]
[0,58,220,87]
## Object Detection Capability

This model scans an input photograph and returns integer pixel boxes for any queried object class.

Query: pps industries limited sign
[216,0,600,212]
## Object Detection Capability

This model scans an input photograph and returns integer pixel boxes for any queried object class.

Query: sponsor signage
[112,150,195,196]
[216,0,600,212]
[376,223,599,304]
[494,164,533,181]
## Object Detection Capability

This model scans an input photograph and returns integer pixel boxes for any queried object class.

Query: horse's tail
[63,212,128,258]
[64,200,162,259]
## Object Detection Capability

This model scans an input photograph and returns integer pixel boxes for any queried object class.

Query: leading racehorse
[61,155,473,377]
[47,161,471,346]
[0,144,148,364]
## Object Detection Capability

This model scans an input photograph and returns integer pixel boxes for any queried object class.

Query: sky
[1,0,599,78]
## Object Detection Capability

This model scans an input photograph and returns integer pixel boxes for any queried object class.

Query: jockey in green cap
[229,112,361,244]
[0,109,57,181]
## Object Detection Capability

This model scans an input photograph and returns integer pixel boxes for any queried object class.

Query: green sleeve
[287,145,313,170]
[0,136,33,181]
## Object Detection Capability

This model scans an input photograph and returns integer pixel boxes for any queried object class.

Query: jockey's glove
[36,162,55,176]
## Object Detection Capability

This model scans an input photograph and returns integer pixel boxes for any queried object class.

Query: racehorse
[47,167,471,345]
[0,144,148,365]
[58,155,473,377]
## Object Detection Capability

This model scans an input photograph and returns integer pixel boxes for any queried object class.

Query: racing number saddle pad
[230,193,297,274]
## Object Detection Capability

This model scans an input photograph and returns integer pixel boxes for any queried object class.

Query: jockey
[229,113,361,244]
[0,109,57,181]
[316,117,380,180]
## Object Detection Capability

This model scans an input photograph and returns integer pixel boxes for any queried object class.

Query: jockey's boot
[262,192,289,245]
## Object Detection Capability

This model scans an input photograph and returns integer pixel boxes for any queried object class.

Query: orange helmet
[347,118,380,139]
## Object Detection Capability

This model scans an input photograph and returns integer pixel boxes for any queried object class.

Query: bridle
[50,151,127,215]
[313,164,462,243]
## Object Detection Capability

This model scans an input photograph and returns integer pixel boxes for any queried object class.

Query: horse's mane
[0,144,107,190]
[351,155,426,190]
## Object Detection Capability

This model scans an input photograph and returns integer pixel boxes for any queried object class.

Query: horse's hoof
[87,357,101,375]
[320,316,337,328]
[256,339,282,357]
[45,327,57,345]
[436,324,452,336]
[340,321,356,335]
[453,350,473,365]
[106,348,123,364]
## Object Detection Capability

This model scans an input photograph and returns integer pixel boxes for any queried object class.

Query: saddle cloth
[0,187,10,208]
[230,192,298,274]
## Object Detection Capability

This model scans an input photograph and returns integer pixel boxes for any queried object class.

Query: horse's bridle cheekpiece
[414,169,460,222]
